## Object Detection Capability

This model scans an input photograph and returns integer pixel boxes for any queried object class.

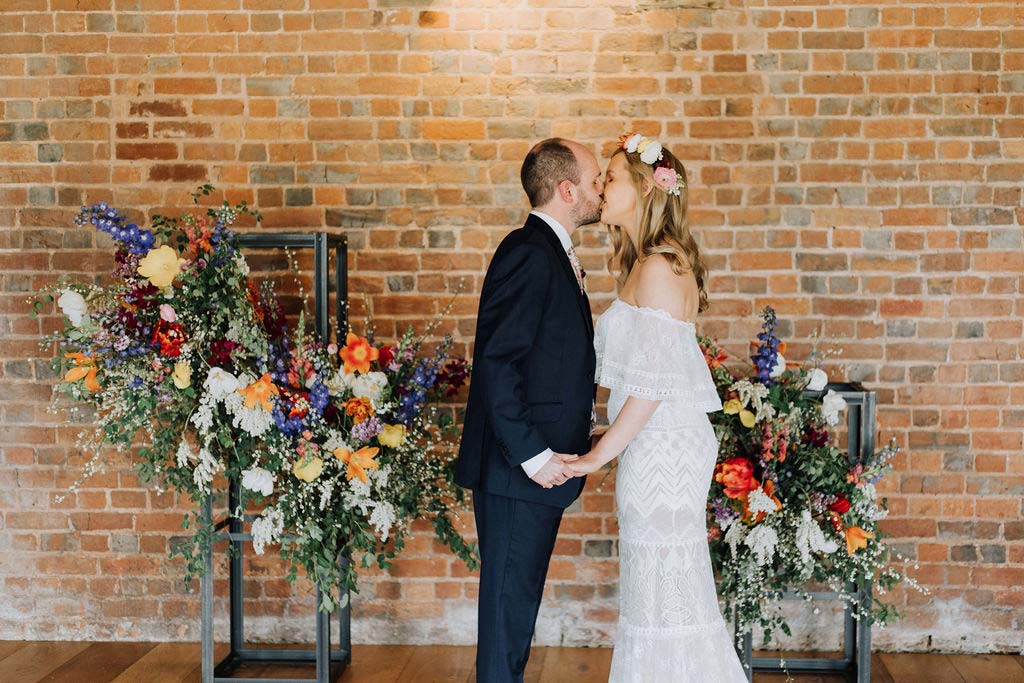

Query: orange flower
[64,352,99,392]
[236,373,280,411]
[345,396,373,424]
[339,332,379,374]
[714,457,760,500]
[333,446,380,483]
[845,526,874,555]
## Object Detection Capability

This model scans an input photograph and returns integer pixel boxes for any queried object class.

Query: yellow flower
[739,409,757,428]
[845,526,875,555]
[292,455,324,483]
[172,361,191,389]
[723,398,742,414]
[333,446,379,483]
[137,245,186,289]
[377,423,406,448]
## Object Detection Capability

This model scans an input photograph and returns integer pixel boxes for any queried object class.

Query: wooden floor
[1,641,1022,682]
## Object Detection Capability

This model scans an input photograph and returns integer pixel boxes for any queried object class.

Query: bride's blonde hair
[606,146,710,313]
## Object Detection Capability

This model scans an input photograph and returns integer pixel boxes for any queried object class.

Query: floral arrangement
[37,187,477,611]
[699,307,921,642]
[617,132,687,196]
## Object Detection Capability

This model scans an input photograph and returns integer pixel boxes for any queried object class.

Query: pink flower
[159,304,177,322]
[653,166,678,191]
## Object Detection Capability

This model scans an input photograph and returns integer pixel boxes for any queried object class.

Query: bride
[568,134,748,682]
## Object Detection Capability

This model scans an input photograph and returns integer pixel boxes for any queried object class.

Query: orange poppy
[714,457,759,500]
[345,396,373,424]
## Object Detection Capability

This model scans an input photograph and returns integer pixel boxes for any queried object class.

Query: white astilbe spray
[176,441,193,468]
[223,392,274,437]
[725,520,748,559]
[193,447,220,493]
[731,379,775,422]
[369,501,396,542]
[744,524,779,567]
[251,506,284,555]
[746,487,780,517]
[795,509,839,570]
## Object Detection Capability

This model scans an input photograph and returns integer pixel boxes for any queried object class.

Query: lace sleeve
[595,302,723,411]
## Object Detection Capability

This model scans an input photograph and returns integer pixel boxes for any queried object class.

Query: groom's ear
[557,179,576,204]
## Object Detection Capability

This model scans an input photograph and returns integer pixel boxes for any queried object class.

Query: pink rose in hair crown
[653,166,678,191]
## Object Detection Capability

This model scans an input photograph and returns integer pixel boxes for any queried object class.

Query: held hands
[568,451,604,477]
[529,452,579,489]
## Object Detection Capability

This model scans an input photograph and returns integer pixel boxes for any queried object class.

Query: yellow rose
[723,398,742,414]
[292,455,324,483]
[377,423,406,448]
[137,245,186,289]
[739,409,757,428]
[172,361,191,389]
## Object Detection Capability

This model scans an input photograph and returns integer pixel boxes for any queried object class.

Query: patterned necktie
[566,246,586,293]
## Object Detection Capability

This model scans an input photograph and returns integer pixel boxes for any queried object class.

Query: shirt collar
[529,210,573,252]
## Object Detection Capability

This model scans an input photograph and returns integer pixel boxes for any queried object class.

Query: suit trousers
[472,489,565,683]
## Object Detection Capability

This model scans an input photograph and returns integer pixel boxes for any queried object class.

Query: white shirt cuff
[520,448,554,478]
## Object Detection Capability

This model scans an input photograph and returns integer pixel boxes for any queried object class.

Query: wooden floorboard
[0,642,1021,682]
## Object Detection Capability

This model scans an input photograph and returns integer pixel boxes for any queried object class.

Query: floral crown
[617,132,686,197]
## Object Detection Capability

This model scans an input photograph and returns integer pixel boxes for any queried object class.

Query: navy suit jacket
[455,213,596,509]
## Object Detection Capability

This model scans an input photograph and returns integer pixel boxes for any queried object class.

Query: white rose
[350,371,388,405]
[325,368,352,396]
[639,140,663,164]
[806,367,828,391]
[205,367,243,401]
[57,289,88,327]
[822,389,847,426]
[241,466,275,497]
[769,353,786,379]
[625,133,643,153]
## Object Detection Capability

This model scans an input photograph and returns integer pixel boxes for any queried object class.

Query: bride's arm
[570,396,660,474]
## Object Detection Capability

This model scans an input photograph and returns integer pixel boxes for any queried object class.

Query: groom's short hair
[520,138,581,208]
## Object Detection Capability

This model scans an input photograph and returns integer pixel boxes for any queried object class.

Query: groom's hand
[529,452,578,489]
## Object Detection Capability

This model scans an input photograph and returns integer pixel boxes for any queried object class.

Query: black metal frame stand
[200,232,350,683]
[735,382,877,683]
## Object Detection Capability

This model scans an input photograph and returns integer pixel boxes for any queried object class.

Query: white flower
[744,524,779,567]
[325,368,353,396]
[805,367,828,391]
[369,501,396,542]
[233,253,250,276]
[746,487,779,517]
[176,441,193,468]
[224,392,275,437]
[250,507,284,555]
[639,139,663,164]
[625,133,643,153]
[769,353,786,379]
[58,289,88,327]
[795,509,838,567]
[724,521,747,559]
[350,371,388,406]
[322,429,351,454]
[205,367,243,401]
[241,466,275,497]
[822,389,847,426]
[192,447,220,493]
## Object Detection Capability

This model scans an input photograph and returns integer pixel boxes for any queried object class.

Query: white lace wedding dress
[595,299,747,682]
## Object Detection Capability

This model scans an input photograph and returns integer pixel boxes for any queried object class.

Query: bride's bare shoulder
[633,253,698,322]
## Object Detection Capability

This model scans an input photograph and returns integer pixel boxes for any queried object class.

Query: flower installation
[700,306,922,642]
[38,186,477,611]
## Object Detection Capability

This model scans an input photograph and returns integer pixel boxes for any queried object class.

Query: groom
[455,138,604,682]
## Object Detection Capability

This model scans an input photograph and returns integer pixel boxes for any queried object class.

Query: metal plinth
[200,493,351,683]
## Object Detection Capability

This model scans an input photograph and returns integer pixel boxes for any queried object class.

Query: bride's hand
[569,452,603,477]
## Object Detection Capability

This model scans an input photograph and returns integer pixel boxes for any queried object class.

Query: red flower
[828,494,851,515]
[152,320,186,357]
[377,344,395,369]
[714,457,760,500]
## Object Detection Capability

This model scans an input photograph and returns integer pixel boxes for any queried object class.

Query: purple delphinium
[751,306,781,386]
[711,498,739,528]
[75,202,155,255]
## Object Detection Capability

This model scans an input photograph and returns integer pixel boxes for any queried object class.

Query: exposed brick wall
[1,0,1022,653]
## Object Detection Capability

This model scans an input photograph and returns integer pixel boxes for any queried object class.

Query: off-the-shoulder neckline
[612,298,696,328]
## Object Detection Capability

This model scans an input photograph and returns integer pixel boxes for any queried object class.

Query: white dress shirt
[519,210,573,478]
